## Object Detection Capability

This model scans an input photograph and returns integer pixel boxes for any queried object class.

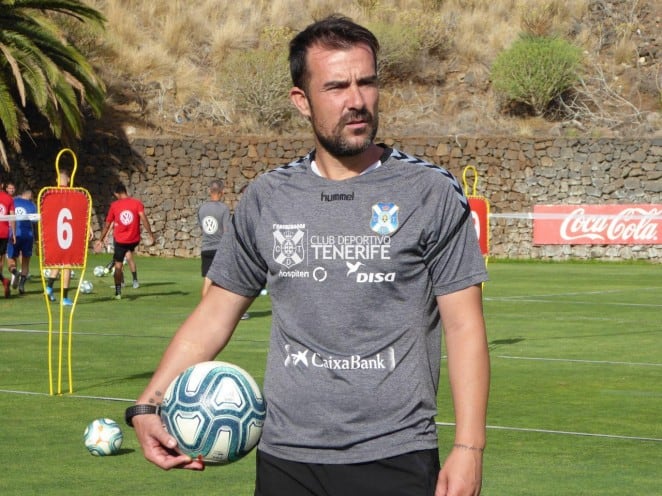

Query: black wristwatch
[125,404,159,427]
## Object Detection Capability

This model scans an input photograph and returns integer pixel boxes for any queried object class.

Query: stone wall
[10,134,662,262]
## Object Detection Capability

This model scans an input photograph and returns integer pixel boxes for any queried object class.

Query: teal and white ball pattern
[160,361,266,465]
[83,418,123,456]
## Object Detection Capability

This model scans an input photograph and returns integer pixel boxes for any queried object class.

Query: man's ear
[289,86,311,119]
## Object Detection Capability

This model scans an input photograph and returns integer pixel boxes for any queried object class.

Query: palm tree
[0,0,106,170]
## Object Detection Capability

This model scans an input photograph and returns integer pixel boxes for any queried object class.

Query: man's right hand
[132,413,205,471]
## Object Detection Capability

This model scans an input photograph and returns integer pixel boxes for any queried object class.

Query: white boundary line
[496,355,662,367]
[0,389,134,402]
[436,422,662,443]
[485,297,662,308]
[0,327,171,339]
[487,287,661,299]
[0,389,658,443]
[489,212,662,220]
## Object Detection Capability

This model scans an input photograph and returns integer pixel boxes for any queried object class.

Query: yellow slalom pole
[57,283,65,394]
[462,164,479,196]
[45,285,54,396]
[39,147,91,395]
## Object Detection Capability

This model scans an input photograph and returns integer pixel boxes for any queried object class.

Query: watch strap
[125,404,159,427]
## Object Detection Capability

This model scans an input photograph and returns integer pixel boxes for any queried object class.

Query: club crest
[371,202,399,235]
[273,227,305,268]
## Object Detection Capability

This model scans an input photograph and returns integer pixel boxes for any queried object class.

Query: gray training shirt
[197,200,230,252]
[207,145,488,464]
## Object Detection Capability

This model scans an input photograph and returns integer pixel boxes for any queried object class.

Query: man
[0,176,16,298]
[197,179,230,297]
[5,181,16,197]
[95,183,155,300]
[129,15,489,496]
[45,170,74,305]
[7,189,38,295]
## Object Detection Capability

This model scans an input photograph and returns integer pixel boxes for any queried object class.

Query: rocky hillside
[95,0,661,140]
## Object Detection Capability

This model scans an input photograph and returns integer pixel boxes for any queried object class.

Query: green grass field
[1,255,660,495]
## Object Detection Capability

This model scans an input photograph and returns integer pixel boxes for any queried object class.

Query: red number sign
[468,196,490,256]
[40,188,92,267]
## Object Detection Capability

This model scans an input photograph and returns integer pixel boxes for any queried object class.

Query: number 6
[57,208,73,249]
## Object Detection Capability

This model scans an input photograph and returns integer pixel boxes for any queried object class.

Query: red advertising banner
[468,197,490,255]
[533,204,662,245]
[40,188,92,267]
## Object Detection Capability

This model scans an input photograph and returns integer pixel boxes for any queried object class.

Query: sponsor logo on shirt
[284,344,396,371]
[119,210,135,226]
[201,215,219,235]
[346,261,396,283]
[272,219,397,283]
[320,191,354,202]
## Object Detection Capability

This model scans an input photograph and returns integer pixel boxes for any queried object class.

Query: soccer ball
[93,266,105,277]
[43,268,52,278]
[80,280,94,294]
[160,361,266,465]
[83,418,123,456]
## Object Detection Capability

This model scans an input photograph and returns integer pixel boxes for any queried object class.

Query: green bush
[490,35,582,115]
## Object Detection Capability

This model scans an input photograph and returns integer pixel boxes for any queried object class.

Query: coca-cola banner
[533,204,662,245]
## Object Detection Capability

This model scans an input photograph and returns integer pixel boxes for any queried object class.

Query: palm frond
[0,75,21,145]
[0,0,107,169]
[0,43,27,106]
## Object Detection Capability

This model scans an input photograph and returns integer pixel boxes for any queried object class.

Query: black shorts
[113,241,139,263]
[254,448,440,496]
[201,250,216,277]
[0,238,7,256]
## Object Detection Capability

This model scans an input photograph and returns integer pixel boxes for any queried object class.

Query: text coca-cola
[533,205,662,245]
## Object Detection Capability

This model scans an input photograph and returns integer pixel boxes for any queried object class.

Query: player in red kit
[0,176,16,298]
[95,183,155,300]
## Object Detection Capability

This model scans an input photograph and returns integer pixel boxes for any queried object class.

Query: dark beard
[313,110,379,157]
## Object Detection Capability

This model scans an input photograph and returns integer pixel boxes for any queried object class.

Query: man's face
[293,43,379,157]
[6,184,15,196]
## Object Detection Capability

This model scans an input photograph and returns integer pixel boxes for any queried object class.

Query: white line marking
[484,297,662,308]
[436,422,662,442]
[2,389,659,443]
[0,327,170,339]
[496,355,662,367]
[0,389,134,402]
[489,212,662,221]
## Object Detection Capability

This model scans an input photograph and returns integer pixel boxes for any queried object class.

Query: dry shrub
[217,42,292,131]
[613,37,638,66]
[520,0,589,38]
[520,3,557,37]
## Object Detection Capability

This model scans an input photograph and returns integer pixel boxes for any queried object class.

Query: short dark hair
[209,180,224,194]
[114,183,127,194]
[289,14,379,91]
